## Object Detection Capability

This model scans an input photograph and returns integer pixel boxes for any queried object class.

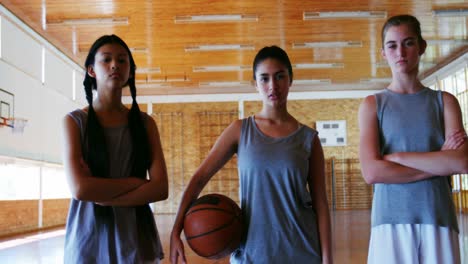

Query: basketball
[183,193,243,259]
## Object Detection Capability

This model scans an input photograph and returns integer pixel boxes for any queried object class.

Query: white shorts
[367,224,460,264]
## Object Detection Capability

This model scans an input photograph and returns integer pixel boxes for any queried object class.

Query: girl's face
[254,58,291,107]
[381,24,426,75]
[88,43,131,90]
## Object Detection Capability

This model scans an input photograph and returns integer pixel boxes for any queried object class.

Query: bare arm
[358,96,434,184]
[170,120,241,264]
[383,92,468,175]
[308,136,333,264]
[62,114,147,202]
[97,115,169,206]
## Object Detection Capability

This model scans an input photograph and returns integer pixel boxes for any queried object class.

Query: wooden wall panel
[152,102,238,214]
[42,199,69,228]
[0,200,38,237]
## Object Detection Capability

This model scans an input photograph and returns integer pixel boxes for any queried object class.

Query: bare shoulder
[224,119,242,135]
[218,119,242,143]
[360,94,376,108]
[358,94,377,118]
[442,91,459,106]
[141,112,158,134]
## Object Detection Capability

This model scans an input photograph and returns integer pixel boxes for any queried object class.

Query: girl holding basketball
[170,46,332,264]
[359,14,467,263]
[62,34,168,263]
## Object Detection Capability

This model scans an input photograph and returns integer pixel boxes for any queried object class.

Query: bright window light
[0,16,2,59]
[41,47,45,84]
[72,70,76,101]
[0,164,40,200]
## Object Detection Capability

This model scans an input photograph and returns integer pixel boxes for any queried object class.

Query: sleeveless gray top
[64,109,164,263]
[230,116,322,264]
[373,88,458,232]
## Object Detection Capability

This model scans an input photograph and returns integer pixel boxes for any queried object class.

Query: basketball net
[0,117,28,134]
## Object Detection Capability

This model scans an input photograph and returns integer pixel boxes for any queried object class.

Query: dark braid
[127,74,151,178]
[83,74,109,178]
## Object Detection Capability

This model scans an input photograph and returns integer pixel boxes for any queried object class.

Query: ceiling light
[175,14,258,23]
[293,63,344,69]
[375,61,389,68]
[303,11,387,20]
[294,79,332,85]
[293,41,362,48]
[360,78,392,83]
[130,47,148,54]
[47,17,128,26]
[137,82,171,88]
[185,44,255,52]
[199,81,251,87]
[151,77,190,83]
[136,67,161,74]
[426,39,468,45]
[432,9,468,17]
[136,79,171,87]
[193,65,250,72]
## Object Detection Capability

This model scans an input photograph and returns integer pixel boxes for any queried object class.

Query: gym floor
[0,210,467,264]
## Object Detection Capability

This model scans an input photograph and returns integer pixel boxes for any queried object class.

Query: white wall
[0,11,84,164]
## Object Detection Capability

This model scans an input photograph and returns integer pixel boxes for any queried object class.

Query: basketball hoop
[0,117,28,133]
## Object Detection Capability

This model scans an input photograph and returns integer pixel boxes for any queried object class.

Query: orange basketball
[183,193,243,259]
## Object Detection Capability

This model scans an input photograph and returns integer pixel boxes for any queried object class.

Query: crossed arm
[358,92,468,184]
[62,114,168,206]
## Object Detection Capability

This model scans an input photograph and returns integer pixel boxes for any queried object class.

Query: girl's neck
[94,87,124,111]
[257,106,291,123]
[387,73,425,94]
[93,98,125,112]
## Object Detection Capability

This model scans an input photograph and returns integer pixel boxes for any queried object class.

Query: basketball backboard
[0,88,14,120]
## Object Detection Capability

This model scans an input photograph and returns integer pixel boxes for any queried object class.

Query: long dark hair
[252,45,293,84]
[83,34,150,180]
[83,35,158,257]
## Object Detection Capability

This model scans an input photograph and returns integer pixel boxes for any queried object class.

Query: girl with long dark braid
[62,35,168,264]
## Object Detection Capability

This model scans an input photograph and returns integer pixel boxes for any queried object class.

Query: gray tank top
[64,109,164,263]
[373,88,458,232]
[230,116,322,264]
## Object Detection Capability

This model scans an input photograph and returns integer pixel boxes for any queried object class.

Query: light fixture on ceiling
[185,44,255,52]
[136,67,161,74]
[303,11,387,20]
[432,9,468,17]
[175,14,258,23]
[193,65,250,72]
[426,39,468,45]
[294,79,332,85]
[136,80,171,88]
[375,61,389,68]
[199,81,251,87]
[130,47,149,54]
[292,41,362,48]
[293,63,344,69]
[47,17,129,26]
[360,78,392,83]
[152,78,190,83]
